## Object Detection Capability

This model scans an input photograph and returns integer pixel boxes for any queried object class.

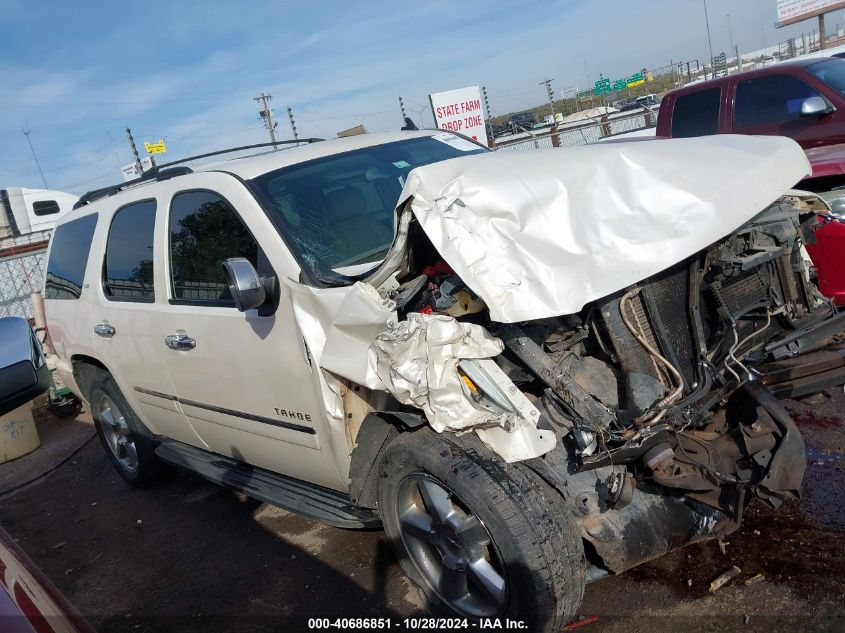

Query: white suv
[44,130,844,629]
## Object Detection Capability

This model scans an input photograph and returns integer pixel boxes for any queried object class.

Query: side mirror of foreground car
[0,317,50,416]
[800,95,834,118]
[222,257,274,313]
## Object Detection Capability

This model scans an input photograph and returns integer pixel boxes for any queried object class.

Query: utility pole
[287,105,298,141]
[819,14,827,50]
[539,78,555,117]
[482,86,492,119]
[727,13,736,72]
[22,123,48,188]
[398,95,407,122]
[253,92,278,148]
[481,85,493,139]
[703,0,714,76]
[125,127,142,175]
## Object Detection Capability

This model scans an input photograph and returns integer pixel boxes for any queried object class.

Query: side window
[32,200,60,216]
[44,214,98,300]
[103,200,156,301]
[169,190,258,304]
[734,75,821,129]
[671,88,721,137]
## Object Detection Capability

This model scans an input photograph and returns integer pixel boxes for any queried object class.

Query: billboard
[429,85,488,147]
[776,0,845,27]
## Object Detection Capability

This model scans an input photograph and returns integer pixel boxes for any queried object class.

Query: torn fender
[285,279,396,390]
[370,313,556,462]
[398,135,811,323]
[285,271,554,462]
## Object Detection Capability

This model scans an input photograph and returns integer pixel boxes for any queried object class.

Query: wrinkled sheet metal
[370,313,555,461]
[399,135,811,323]
[370,313,503,432]
[285,279,396,390]
[286,278,553,461]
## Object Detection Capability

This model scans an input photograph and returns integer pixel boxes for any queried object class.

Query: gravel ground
[0,394,843,633]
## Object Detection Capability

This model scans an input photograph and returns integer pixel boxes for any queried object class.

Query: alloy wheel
[95,394,139,473]
[396,473,507,617]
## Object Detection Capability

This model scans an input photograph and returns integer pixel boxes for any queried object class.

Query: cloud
[0,0,820,193]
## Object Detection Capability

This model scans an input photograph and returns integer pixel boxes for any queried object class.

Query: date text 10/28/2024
[308,618,528,630]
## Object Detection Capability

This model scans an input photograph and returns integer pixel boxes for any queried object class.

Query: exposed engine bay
[365,192,842,572]
[287,136,844,575]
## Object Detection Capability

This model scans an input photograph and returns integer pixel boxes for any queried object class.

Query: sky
[0,0,834,195]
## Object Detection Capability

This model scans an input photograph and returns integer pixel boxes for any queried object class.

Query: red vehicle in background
[656,57,845,304]
[0,317,94,633]
[0,527,95,633]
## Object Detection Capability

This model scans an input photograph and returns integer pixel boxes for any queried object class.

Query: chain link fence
[0,231,50,318]
[493,108,657,152]
[0,249,46,318]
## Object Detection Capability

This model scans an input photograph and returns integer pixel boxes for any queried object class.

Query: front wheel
[90,373,170,487]
[378,430,585,632]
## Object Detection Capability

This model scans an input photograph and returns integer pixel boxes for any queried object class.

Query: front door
[151,173,345,491]
[729,72,845,147]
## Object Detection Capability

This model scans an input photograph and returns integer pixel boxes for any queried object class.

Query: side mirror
[800,96,834,118]
[222,258,268,312]
[0,317,50,416]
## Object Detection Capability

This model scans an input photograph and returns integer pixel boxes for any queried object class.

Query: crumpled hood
[398,135,811,323]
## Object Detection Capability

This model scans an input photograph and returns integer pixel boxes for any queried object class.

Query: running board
[155,441,381,529]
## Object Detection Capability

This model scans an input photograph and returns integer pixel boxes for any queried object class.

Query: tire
[89,373,170,487]
[48,394,82,419]
[378,430,585,632]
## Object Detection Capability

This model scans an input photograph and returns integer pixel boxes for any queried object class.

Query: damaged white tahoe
[46,131,845,630]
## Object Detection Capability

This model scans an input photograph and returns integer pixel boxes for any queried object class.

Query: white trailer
[1,187,78,240]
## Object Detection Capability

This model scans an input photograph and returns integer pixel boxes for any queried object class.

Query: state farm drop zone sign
[429,85,489,147]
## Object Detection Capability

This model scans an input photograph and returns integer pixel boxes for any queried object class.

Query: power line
[58,170,118,191]
[0,141,124,165]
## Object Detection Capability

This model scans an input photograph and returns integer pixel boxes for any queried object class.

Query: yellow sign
[144,139,167,154]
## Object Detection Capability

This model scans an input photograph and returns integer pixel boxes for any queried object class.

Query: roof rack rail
[73,166,193,209]
[155,139,323,170]
[73,139,323,209]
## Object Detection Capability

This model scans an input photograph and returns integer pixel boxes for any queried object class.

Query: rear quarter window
[670,87,721,137]
[45,214,98,300]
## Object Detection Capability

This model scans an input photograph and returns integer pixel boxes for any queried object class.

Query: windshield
[250,134,486,283]
[807,58,845,95]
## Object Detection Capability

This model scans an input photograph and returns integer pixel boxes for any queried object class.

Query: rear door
[90,197,201,447]
[667,86,723,138]
[149,172,345,491]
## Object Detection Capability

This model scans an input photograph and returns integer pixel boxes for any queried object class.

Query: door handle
[165,332,196,350]
[94,321,115,337]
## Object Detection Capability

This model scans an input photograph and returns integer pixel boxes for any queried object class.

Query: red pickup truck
[656,57,845,304]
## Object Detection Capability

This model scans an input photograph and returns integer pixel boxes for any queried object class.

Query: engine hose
[619,288,685,422]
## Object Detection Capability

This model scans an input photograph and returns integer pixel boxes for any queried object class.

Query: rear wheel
[90,374,170,487]
[378,430,585,632]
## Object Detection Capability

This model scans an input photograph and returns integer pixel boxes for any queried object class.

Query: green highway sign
[627,72,645,87]
[594,78,611,94]
[613,79,627,91]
